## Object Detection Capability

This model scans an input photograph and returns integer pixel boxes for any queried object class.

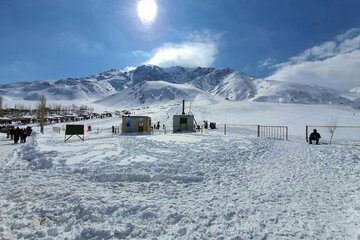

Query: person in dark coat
[26,126,32,136]
[10,127,15,140]
[14,127,21,144]
[309,129,321,145]
[20,129,28,143]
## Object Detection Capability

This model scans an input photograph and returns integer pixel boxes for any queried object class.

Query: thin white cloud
[132,50,151,58]
[122,66,136,72]
[335,28,360,41]
[267,28,360,90]
[258,58,276,69]
[144,31,219,68]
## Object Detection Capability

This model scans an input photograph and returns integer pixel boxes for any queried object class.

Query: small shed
[20,116,36,124]
[173,115,195,132]
[121,116,151,134]
[172,100,196,133]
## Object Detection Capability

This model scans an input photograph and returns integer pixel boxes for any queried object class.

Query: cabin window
[180,118,187,124]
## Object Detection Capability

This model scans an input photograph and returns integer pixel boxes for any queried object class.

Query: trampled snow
[1,101,360,239]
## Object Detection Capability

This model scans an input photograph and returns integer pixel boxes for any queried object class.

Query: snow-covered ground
[1,102,360,239]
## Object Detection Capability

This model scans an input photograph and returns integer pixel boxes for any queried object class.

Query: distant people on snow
[26,126,32,136]
[10,127,15,140]
[20,129,28,143]
[309,129,321,145]
[14,127,21,144]
[2,126,32,144]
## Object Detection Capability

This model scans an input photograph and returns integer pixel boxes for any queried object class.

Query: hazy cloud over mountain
[145,31,219,68]
[267,28,360,90]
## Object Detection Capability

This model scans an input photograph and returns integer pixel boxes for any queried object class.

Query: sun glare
[137,0,158,24]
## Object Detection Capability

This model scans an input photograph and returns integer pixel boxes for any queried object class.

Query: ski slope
[0,107,360,239]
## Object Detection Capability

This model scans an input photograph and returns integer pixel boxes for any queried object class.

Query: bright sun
[137,0,158,24]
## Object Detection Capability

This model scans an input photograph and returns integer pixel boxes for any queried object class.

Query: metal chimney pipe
[182,99,185,115]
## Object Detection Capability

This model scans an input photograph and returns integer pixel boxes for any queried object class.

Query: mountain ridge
[1,65,359,109]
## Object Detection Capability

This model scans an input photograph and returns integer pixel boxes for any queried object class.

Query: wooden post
[257,125,260,137]
[164,126,166,135]
[224,124,226,135]
[305,125,308,142]
[286,127,288,140]
[201,125,203,134]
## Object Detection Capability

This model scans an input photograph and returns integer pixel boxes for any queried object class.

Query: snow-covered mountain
[1,65,359,108]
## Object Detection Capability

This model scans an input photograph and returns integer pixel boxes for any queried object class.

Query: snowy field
[1,102,360,239]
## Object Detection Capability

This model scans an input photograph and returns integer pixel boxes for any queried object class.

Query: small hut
[20,116,35,124]
[121,116,151,134]
[0,117,12,125]
[79,113,91,120]
[173,100,196,133]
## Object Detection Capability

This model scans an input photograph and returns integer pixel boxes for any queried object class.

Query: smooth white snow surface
[1,103,360,239]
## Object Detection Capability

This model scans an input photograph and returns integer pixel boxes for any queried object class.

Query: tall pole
[182,99,185,115]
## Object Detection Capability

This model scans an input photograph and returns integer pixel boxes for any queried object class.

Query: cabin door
[180,118,187,131]
[138,121,144,132]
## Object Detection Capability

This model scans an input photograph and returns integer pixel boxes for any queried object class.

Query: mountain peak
[0,65,359,109]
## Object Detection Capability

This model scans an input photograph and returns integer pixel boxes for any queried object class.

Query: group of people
[6,126,32,144]
[153,122,165,130]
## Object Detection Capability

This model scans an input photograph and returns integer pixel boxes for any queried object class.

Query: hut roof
[21,116,35,119]
[123,116,150,119]
[173,114,194,117]
[0,117,11,120]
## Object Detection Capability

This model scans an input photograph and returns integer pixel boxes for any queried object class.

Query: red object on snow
[88,125,92,132]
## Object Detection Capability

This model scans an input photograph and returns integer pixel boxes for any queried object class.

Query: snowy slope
[1,106,359,239]
[96,80,206,107]
[1,65,360,109]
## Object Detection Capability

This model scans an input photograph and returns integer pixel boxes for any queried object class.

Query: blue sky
[0,0,360,89]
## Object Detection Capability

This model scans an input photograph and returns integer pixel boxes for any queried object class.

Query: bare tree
[0,96,3,117]
[327,117,338,145]
[37,94,47,134]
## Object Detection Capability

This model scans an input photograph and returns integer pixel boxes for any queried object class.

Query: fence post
[224,124,226,135]
[201,125,203,134]
[305,125,308,142]
[257,125,260,137]
[286,127,288,140]
[164,127,166,135]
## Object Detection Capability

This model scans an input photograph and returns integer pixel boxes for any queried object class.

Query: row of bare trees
[0,96,3,117]
[49,104,94,115]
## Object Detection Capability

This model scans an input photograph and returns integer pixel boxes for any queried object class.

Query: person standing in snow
[10,127,15,140]
[88,125,92,132]
[26,126,32,136]
[14,127,21,144]
[20,129,27,143]
[309,129,321,145]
